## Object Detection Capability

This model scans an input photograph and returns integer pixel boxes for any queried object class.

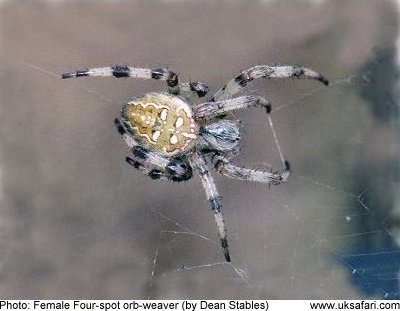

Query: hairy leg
[62,65,208,97]
[189,152,231,262]
[172,81,209,99]
[212,65,329,101]
[213,156,291,185]
[193,95,271,120]
[115,118,192,181]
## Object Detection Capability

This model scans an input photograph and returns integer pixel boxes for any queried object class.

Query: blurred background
[1,0,399,299]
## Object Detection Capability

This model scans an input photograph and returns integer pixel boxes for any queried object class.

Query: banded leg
[213,156,291,185]
[124,156,169,180]
[125,153,192,182]
[62,65,179,93]
[62,65,208,98]
[172,81,209,99]
[115,119,192,181]
[212,65,329,101]
[193,95,271,120]
[114,118,140,149]
[189,152,231,262]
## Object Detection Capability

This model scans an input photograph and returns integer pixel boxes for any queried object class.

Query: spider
[62,64,328,262]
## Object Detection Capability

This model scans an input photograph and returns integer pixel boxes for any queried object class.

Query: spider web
[141,60,400,299]
[1,0,399,300]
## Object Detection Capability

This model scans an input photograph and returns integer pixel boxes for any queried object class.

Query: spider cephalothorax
[62,64,328,262]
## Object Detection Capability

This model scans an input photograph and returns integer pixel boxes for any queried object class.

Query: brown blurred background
[1,0,399,299]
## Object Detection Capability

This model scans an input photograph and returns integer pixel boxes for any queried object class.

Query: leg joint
[112,65,131,78]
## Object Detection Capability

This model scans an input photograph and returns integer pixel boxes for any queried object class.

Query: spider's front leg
[114,119,192,182]
[171,81,209,99]
[189,152,231,262]
[61,65,208,98]
[194,95,271,120]
[212,65,329,101]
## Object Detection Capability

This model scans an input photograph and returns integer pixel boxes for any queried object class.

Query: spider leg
[115,118,192,181]
[124,157,168,180]
[62,65,177,85]
[125,155,192,182]
[189,152,231,262]
[195,94,289,169]
[62,65,208,98]
[171,81,209,99]
[193,95,271,120]
[212,65,329,101]
[114,118,140,149]
[212,155,291,185]
[62,65,179,93]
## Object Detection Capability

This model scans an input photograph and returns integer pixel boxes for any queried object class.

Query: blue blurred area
[338,47,400,299]
[339,239,400,299]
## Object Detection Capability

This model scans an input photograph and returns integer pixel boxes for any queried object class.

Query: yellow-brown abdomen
[122,93,198,156]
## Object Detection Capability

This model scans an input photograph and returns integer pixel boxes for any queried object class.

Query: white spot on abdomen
[182,132,197,139]
[170,135,178,145]
[160,109,168,121]
[175,117,184,128]
[152,130,161,142]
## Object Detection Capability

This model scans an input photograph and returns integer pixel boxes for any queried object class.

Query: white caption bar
[1,300,400,311]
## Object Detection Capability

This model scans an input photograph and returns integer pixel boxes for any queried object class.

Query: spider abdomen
[122,93,198,156]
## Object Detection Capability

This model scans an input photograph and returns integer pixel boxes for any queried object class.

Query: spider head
[200,120,240,151]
